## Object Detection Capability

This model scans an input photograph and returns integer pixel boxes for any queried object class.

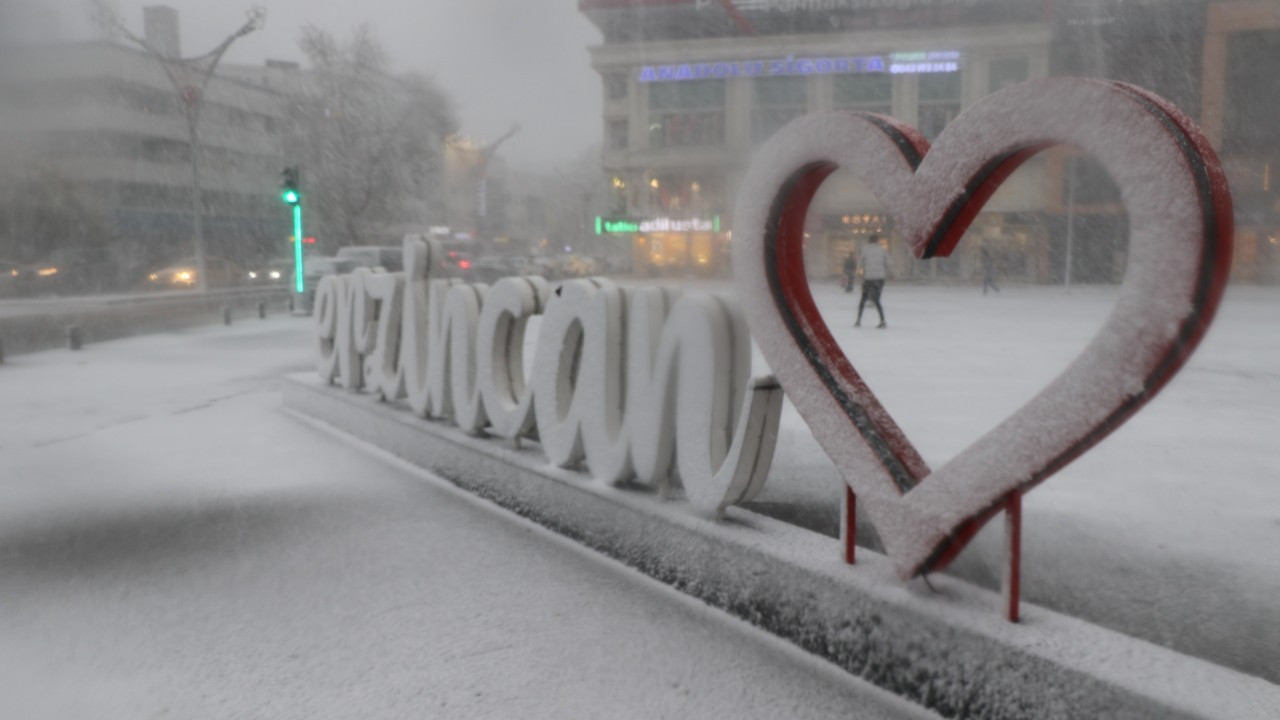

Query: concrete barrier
[0,287,291,356]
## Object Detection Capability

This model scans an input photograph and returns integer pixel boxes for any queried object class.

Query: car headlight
[248,271,258,279]
[269,270,281,279]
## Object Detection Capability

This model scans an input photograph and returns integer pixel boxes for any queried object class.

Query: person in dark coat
[842,253,857,293]
[982,247,1000,295]
[855,236,889,329]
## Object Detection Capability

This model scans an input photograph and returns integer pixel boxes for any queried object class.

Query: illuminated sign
[597,216,722,234]
[597,217,639,234]
[638,52,958,82]
[638,55,884,82]
[711,0,984,8]
[888,51,960,74]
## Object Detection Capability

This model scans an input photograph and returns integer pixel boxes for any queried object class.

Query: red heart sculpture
[733,79,1233,579]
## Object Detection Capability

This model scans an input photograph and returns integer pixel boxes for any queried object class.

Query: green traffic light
[282,190,299,205]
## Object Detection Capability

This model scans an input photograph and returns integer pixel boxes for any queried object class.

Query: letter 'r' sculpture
[732,78,1233,621]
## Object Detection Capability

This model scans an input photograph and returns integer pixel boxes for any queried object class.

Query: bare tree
[292,25,457,249]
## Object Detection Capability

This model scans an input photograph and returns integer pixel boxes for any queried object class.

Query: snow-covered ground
[0,316,936,718]
[2,279,1277,710]
[752,280,1280,682]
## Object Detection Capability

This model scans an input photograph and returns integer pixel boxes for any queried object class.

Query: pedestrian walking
[981,247,1000,295]
[842,253,857,293]
[855,235,889,329]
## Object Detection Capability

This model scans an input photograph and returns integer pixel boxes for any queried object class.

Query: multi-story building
[581,0,1054,279]
[1201,0,1280,281]
[0,8,290,289]
[582,0,1280,284]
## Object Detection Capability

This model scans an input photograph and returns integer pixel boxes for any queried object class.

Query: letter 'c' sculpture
[315,79,1232,622]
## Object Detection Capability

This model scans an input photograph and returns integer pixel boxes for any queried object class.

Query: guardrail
[0,285,295,358]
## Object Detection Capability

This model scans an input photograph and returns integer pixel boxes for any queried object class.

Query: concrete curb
[0,287,291,356]
[283,374,1280,720]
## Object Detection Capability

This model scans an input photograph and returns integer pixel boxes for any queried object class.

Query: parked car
[508,257,536,276]
[530,256,561,279]
[336,245,403,272]
[561,255,598,277]
[472,255,520,283]
[295,256,360,313]
[438,249,474,281]
[145,257,247,290]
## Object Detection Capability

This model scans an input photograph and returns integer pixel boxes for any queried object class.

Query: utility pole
[1064,154,1077,294]
[92,3,265,292]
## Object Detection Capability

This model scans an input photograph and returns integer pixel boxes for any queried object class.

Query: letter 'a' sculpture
[732,79,1233,621]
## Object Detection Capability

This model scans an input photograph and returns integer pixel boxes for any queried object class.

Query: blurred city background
[0,0,1278,300]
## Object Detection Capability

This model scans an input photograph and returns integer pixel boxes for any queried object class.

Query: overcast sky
[44,0,605,172]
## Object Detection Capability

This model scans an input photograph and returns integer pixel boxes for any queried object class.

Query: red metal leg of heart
[743,78,1233,581]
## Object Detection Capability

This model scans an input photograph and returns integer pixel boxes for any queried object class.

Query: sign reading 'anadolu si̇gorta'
[312,239,784,515]
[636,52,959,83]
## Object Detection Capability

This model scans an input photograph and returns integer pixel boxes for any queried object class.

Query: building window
[833,73,892,114]
[648,80,725,148]
[604,72,628,102]
[918,72,961,141]
[1225,30,1280,154]
[647,175,721,215]
[752,76,808,144]
[607,119,628,151]
[608,176,627,215]
[988,57,1029,93]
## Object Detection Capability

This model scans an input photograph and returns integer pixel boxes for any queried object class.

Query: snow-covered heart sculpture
[733,79,1233,580]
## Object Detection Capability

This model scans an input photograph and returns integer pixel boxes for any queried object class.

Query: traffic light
[281,165,301,205]
[281,165,306,294]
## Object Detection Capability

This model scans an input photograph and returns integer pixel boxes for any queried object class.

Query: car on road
[0,259,28,298]
[246,258,295,286]
[146,257,247,290]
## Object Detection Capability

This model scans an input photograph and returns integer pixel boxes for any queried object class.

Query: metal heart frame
[733,79,1233,588]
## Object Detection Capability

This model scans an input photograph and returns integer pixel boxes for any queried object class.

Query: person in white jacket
[855,235,889,329]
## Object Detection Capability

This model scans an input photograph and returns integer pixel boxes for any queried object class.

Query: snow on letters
[313,238,783,515]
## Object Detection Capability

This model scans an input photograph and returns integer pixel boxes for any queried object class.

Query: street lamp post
[93,3,266,292]
[450,124,520,243]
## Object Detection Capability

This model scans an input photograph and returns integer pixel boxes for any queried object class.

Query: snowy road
[0,317,936,718]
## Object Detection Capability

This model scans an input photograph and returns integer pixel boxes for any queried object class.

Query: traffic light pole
[281,165,304,294]
[293,203,305,294]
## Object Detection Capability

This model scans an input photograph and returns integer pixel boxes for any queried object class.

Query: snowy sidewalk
[0,318,934,719]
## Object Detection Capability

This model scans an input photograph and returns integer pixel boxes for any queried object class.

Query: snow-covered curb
[283,374,1280,720]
